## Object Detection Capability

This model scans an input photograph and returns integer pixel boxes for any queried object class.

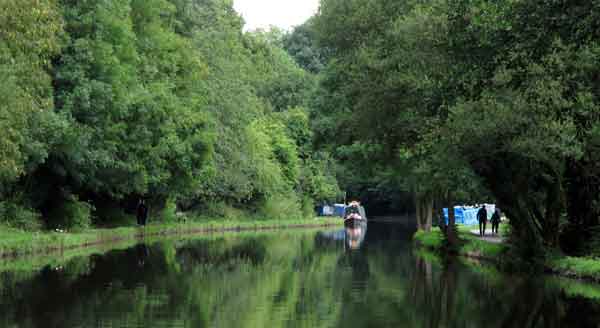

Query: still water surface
[1,222,600,327]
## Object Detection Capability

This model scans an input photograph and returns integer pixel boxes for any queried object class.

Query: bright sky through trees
[234,0,319,31]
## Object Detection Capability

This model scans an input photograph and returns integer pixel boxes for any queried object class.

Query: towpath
[469,229,504,244]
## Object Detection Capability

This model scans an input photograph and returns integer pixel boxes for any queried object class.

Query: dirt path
[469,229,504,244]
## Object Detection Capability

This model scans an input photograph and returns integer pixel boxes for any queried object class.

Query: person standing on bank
[477,205,488,237]
[137,199,148,226]
[491,208,501,235]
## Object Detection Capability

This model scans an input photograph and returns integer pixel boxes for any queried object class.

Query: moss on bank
[0,217,342,259]
[414,226,600,283]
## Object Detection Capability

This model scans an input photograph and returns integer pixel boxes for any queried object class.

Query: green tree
[282,18,328,73]
[0,0,63,183]
[444,0,600,254]
[36,0,211,225]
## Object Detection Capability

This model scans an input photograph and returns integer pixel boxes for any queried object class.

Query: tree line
[295,0,600,258]
[0,0,340,230]
[3,0,600,260]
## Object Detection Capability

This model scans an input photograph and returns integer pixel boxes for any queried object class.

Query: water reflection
[136,243,150,267]
[0,224,599,327]
[408,254,600,328]
[315,223,368,251]
[345,221,367,251]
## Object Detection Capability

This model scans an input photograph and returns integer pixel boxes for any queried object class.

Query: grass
[547,255,600,282]
[413,248,443,265]
[414,240,600,302]
[458,225,505,258]
[413,225,505,259]
[548,276,600,300]
[414,227,600,301]
[0,226,332,277]
[413,229,444,249]
[460,237,504,258]
[0,216,342,259]
[414,224,600,283]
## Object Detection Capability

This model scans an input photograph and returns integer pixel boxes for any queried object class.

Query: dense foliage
[0,0,339,230]
[3,0,599,261]
[308,0,600,257]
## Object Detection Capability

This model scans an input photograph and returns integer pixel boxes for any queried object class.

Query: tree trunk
[444,197,458,247]
[544,180,563,248]
[416,194,434,232]
[436,199,447,233]
[416,195,423,230]
[424,196,433,232]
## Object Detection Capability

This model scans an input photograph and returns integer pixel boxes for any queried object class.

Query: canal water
[1,221,600,327]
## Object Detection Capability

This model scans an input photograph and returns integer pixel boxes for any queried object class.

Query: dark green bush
[93,204,134,228]
[589,226,600,258]
[47,195,93,231]
[0,201,42,231]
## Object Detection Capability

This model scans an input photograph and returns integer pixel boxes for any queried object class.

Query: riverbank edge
[417,247,600,301]
[0,218,343,259]
[413,228,600,283]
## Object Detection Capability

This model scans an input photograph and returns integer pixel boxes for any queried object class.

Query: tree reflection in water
[0,225,599,327]
[408,253,600,328]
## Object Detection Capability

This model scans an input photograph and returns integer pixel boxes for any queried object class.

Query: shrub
[201,202,245,220]
[47,194,93,231]
[160,198,178,223]
[258,195,302,220]
[590,226,600,258]
[93,204,134,228]
[0,201,42,231]
[413,229,444,249]
[301,196,315,218]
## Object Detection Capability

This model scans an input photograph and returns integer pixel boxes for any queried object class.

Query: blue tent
[443,205,494,225]
[316,205,335,216]
[333,204,346,217]
[443,207,465,224]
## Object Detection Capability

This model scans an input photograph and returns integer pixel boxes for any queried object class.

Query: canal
[1,221,600,327]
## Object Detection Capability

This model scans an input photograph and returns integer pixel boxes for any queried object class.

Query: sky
[233,0,320,31]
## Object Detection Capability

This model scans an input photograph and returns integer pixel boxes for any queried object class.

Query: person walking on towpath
[137,199,148,226]
[477,205,488,237]
[491,208,501,235]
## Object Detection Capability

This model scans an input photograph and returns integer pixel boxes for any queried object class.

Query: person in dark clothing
[137,199,148,226]
[477,205,488,236]
[491,208,501,235]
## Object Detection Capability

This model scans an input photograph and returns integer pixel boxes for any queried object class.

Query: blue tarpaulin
[316,205,335,216]
[334,204,346,217]
[317,204,367,218]
[443,205,495,225]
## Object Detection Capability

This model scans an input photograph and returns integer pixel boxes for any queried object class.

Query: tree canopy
[308,0,600,255]
[0,0,340,229]
[2,0,599,260]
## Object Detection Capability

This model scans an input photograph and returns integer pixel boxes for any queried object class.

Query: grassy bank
[413,226,600,282]
[547,255,600,282]
[413,225,505,259]
[0,227,331,278]
[0,217,342,259]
